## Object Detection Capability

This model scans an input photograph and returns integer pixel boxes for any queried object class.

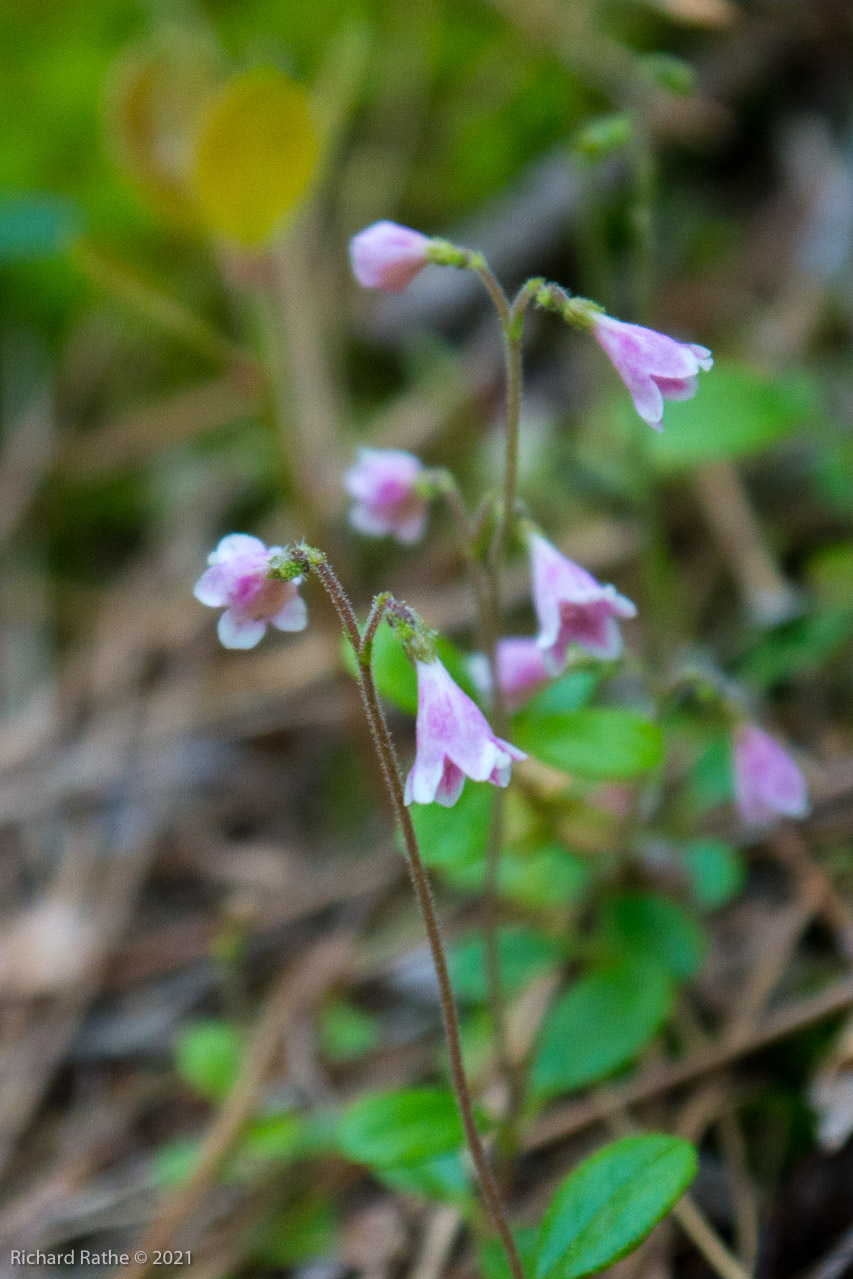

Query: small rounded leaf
[191,67,319,245]
[513,708,664,781]
[536,1135,697,1279]
[599,893,706,980]
[175,1019,242,1101]
[532,960,673,1101]
[339,1088,471,1169]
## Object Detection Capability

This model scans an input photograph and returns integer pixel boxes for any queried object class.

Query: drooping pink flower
[592,314,713,430]
[468,637,553,712]
[529,532,636,670]
[405,657,526,807]
[733,724,809,826]
[350,221,431,293]
[194,534,307,650]
[345,447,429,544]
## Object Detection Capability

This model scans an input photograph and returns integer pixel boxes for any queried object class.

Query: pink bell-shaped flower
[345,447,429,544]
[468,637,553,712]
[405,657,526,807]
[350,221,431,293]
[194,534,307,650]
[592,313,712,430]
[529,532,636,670]
[733,724,809,826]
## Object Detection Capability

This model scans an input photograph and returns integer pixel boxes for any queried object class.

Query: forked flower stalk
[280,547,526,1279]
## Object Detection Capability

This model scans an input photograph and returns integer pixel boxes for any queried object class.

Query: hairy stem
[472,272,540,1148]
[308,555,525,1279]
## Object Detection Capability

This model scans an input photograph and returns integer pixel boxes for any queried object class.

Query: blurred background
[2,1,853,1277]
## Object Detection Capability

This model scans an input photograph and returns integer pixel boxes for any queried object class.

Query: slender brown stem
[307,555,525,1279]
[435,472,517,1132]
[471,272,540,1149]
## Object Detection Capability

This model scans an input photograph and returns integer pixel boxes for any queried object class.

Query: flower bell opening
[528,531,636,670]
[405,657,526,807]
[591,314,713,430]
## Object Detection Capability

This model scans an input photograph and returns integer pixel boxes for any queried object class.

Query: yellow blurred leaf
[191,67,319,246]
[108,31,222,225]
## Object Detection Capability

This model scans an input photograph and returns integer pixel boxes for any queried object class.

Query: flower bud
[733,724,809,826]
[349,221,431,292]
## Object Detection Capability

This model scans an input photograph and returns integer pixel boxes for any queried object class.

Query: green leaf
[175,1020,242,1101]
[242,1113,308,1165]
[518,670,602,719]
[191,67,319,245]
[497,842,590,910]
[433,837,590,906]
[514,708,664,780]
[253,1196,336,1266]
[807,542,853,604]
[737,607,853,690]
[339,1088,474,1168]
[681,839,745,910]
[319,997,381,1061]
[532,961,673,1101]
[0,195,80,263]
[409,781,493,873]
[536,1135,697,1279]
[646,364,819,474]
[686,732,734,814]
[479,1228,541,1279]
[380,1151,473,1204]
[449,926,563,1004]
[599,893,706,980]
[154,1136,204,1188]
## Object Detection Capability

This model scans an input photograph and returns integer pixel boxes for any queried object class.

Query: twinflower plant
[193,227,807,1279]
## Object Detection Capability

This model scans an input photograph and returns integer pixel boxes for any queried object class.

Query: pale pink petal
[394,509,428,544]
[217,609,267,650]
[435,760,466,807]
[209,533,268,564]
[654,374,698,402]
[688,344,714,371]
[348,503,395,538]
[733,725,809,826]
[193,564,230,607]
[270,595,308,632]
[620,367,665,430]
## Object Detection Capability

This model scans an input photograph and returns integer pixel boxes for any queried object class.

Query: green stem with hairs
[289,549,526,1279]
